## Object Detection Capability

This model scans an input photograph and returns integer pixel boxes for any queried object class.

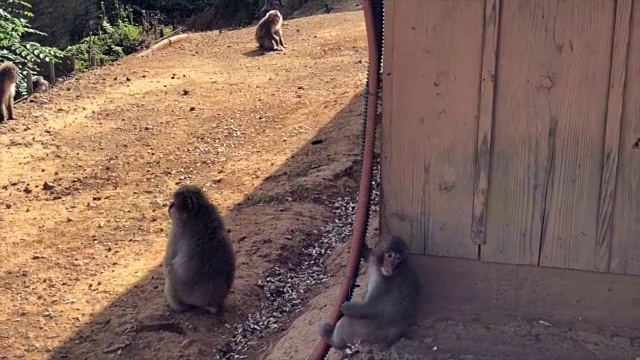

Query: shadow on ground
[46,93,365,359]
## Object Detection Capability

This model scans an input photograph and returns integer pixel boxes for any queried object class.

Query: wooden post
[90,55,96,67]
[48,61,55,85]
[152,21,158,39]
[26,71,33,95]
[99,58,105,66]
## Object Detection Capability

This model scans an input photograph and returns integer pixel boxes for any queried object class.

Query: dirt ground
[0,4,368,359]
[2,2,639,360]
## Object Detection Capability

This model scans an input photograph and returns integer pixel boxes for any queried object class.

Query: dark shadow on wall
[45,92,366,359]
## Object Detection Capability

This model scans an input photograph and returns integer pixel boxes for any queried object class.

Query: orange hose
[308,0,381,358]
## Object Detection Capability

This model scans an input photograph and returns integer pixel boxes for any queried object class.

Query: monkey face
[268,12,280,22]
[380,251,402,277]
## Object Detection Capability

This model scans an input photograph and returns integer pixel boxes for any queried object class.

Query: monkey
[0,61,18,123]
[255,10,286,52]
[32,76,50,92]
[163,184,236,314]
[319,235,421,352]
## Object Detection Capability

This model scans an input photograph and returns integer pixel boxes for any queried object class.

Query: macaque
[0,62,18,122]
[255,10,286,52]
[163,185,236,314]
[33,76,50,92]
[320,235,421,351]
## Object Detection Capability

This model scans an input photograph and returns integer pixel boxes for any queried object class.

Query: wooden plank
[380,0,484,259]
[610,0,640,276]
[471,0,500,245]
[595,0,632,273]
[379,0,396,240]
[483,0,614,268]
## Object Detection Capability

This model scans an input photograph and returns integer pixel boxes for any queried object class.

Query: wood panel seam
[472,0,501,250]
[594,0,633,272]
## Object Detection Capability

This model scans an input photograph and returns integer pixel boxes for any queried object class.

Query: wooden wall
[380,0,640,276]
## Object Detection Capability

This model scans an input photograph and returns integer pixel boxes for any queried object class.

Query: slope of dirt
[267,214,640,360]
[0,9,367,360]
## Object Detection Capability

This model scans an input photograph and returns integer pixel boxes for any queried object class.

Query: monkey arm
[340,301,378,318]
[275,29,286,47]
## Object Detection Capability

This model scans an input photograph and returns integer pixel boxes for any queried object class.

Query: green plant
[64,1,149,72]
[0,0,63,96]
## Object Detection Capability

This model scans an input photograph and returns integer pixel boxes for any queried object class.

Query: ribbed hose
[308,0,383,359]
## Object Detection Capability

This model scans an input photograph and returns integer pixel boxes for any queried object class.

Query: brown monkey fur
[163,185,236,314]
[0,62,18,122]
[32,76,50,92]
[255,10,286,52]
[320,235,421,351]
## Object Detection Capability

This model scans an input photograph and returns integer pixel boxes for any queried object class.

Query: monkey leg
[321,317,381,350]
[341,301,377,318]
[7,99,14,120]
[268,34,283,51]
[0,105,6,123]
[258,37,277,51]
[164,281,191,312]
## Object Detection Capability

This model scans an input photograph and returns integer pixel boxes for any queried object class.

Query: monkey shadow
[44,92,366,358]
[242,48,268,57]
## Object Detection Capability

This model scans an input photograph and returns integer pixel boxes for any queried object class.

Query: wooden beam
[472,0,500,246]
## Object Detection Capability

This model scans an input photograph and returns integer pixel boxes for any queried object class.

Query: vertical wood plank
[483,0,614,269]
[379,0,396,241]
[610,0,640,276]
[595,0,632,273]
[471,0,500,245]
[380,0,484,259]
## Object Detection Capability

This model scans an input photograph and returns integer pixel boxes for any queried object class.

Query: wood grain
[595,0,632,273]
[379,0,396,242]
[483,0,614,268]
[472,0,500,245]
[380,0,483,258]
[610,0,640,276]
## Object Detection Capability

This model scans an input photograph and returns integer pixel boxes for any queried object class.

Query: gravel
[213,160,381,360]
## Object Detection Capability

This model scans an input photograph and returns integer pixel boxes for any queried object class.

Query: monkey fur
[255,10,286,52]
[0,62,18,123]
[32,76,50,92]
[163,184,236,314]
[320,235,421,350]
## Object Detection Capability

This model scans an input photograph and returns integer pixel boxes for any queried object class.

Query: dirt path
[0,9,367,359]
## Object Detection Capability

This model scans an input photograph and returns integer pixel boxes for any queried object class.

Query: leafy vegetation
[64,1,166,72]
[0,0,63,95]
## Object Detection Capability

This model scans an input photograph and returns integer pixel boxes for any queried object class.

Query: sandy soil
[0,7,368,360]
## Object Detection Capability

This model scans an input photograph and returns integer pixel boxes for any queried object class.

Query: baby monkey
[320,235,421,351]
[255,10,286,52]
[163,184,236,314]
[33,76,50,92]
[0,62,18,123]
